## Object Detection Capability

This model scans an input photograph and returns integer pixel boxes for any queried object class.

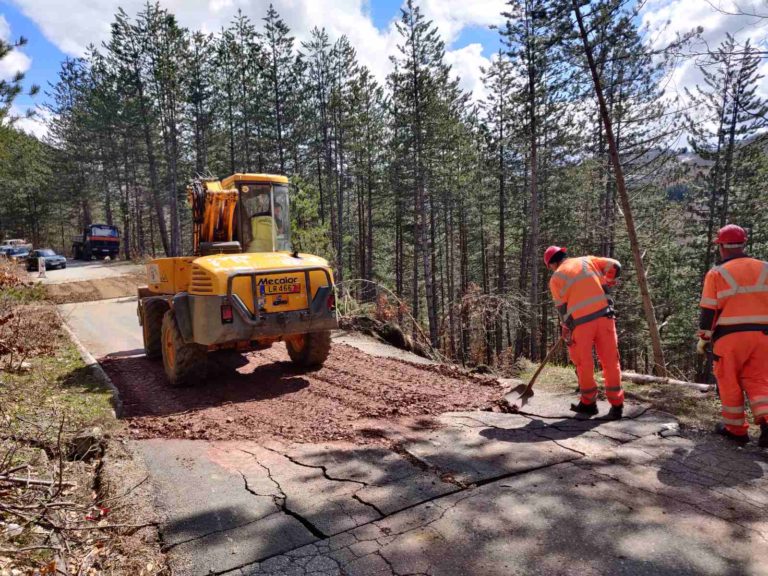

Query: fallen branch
[0,476,75,487]
[0,463,29,476]
[61,521,159,532]
[622,371,710,392]
[0,545,62,554]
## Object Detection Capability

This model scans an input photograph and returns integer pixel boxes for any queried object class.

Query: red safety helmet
[543,245,567,267]
[714,224,747,246]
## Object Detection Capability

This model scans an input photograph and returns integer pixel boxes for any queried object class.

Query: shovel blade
[511,383,534,399]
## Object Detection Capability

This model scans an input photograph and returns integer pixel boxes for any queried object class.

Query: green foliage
[289,176,332,259]
[5,0,764,377]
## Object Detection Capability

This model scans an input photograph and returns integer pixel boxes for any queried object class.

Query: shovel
[507,335,565,411]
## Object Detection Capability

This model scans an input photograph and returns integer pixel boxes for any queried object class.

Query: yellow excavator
[137,173,337,387]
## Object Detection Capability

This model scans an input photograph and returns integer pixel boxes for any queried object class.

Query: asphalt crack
[389,442,468,488]
[240,451,328,540]
[261,445,368,487]
[574,459,768,543]
[260,445,386,517]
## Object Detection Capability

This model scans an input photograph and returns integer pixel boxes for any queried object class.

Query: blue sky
[1,0,765,138]
[1,1,61,112]
[1,0,504,133]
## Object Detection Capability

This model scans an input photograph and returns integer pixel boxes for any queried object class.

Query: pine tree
[261,4,296,173]
[686,34,768,272]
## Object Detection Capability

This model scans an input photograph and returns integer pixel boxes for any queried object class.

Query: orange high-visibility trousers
[567,316,624,406]
[713,331,768,436]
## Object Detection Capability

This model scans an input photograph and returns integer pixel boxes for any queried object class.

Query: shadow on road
[479,417,604,443]
[100,352,311,418]
[657,442,765,488]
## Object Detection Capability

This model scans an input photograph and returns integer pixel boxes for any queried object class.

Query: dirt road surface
[34,258,144,285]
[56,261,768,576]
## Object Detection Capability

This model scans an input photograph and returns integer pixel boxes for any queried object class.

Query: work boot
[714,423,749,445]
[570,401,598,417]
[759,422,768,449]
[604,404,623,421]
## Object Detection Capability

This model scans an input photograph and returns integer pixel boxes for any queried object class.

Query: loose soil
[101,343,502,444]
[45,272,145,304]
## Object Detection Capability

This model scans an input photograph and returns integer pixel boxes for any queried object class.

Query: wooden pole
[572,0,667,376]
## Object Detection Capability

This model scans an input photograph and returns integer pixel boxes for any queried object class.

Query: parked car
[27,248,67,271]
[6,247,29,262]
[1,239,33,251]
[0,245,14,258]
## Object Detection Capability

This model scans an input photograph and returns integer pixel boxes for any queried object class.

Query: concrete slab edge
[58,313,124,418]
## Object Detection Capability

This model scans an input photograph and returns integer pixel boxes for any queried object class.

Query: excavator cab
[190,174,292,256]
[138,173,337,388]
[236,180,291,253]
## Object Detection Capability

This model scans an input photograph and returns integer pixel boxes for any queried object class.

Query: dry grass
[0,266,167,575]
[516,358,723,433]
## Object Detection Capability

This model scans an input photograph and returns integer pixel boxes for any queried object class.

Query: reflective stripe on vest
[564,294,609,321]
[714,260,768,327]
[553,257,616,328]
[558,259,599,291]
[717,315,768,325]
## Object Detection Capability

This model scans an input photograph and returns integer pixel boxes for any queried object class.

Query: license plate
[258,276,303,295]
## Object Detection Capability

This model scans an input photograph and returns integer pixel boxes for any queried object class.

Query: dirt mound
[102,343,501,444]
[46,273,145,304]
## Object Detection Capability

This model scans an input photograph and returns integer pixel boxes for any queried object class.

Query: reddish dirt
[101,343,502,444]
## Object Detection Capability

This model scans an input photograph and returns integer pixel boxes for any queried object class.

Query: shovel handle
[520,335,565,397]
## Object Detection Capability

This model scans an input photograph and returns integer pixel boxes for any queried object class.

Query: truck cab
[73,224,120,260]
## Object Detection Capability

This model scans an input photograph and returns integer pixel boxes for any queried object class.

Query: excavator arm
[188,179,240,256]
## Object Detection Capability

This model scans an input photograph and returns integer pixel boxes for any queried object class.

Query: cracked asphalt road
[58,276,768,576]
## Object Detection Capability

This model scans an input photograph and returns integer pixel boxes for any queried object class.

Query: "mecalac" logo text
[258,277,298,286]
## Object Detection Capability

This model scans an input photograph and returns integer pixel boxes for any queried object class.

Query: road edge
[59,314,124,418]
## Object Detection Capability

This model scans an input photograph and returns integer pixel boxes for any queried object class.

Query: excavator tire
[285,331,331,368]
[161,309,207,387]
[141,299,169,360]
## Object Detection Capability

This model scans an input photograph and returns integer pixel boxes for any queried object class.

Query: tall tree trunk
[721,64,745,226]
[573,0,666,376]
[526,13,540,361]
[137,81,170,256]
[496,136,506,355]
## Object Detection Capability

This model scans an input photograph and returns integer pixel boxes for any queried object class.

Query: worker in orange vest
[697,224,768,447]
[545,246,624,419]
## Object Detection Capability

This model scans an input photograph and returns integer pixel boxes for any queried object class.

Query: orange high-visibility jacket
[700,256,768,338]
[549,256,621,327]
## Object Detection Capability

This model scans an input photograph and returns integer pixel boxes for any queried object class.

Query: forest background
[0,0,766,378]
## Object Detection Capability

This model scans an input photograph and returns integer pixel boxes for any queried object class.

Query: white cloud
[10,0,397,80]
[0,14,11,41]
[445,43,492,101]
[8,105,50,139]
[641,0,768,99]
[419,0,507,43]
[0,49,31,80]
[0,14,32,80]
[10,0,506,95]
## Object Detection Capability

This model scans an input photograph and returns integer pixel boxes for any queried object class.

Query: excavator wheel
[141,299,169,360]
[161,309,208,387]
[285,331,331,368]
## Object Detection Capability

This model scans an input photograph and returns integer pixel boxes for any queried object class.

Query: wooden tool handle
[522,335,565,395]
